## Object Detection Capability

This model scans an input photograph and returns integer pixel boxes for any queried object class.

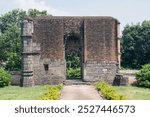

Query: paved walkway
[60,85,103,100]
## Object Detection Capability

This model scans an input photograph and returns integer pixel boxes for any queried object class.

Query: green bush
[66,52,80,78]
[67,68,80,78]
[40,84,63,100]
[136,63,150,88]
[0,67,11,87]
[95,81,127,100]
[57,84,63,90]
[95,81,107,91]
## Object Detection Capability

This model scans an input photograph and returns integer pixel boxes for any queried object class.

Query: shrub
[95,81,127,100]
[57,84,63,90]
[66,52,81,78]
[136,63,150,88]
[95,81,107,91]
[67,68,80,78]
[40,84,63,100]
[0,67,11,87]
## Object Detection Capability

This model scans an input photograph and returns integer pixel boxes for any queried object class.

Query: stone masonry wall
[84,17,117,62]
[21,16,119,86]
[83,17,118,83]
[63,17,83,57]
[33,55,66,85]
[33,17,64,60]
[83,61,117,84]
[32,17,65,85]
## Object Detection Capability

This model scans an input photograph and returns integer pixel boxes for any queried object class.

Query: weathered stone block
[83,61,117,84]
[113,74,128,86]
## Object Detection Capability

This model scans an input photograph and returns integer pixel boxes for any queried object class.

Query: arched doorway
[64,34,83,80]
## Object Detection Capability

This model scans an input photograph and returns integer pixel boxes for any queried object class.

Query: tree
[0,9,49,70]
[121,21,150,69]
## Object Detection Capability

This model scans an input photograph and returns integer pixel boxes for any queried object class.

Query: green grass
[113,85,150,100]
[0,85,46,100]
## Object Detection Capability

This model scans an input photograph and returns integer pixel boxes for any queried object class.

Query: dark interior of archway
[65,35,81,79]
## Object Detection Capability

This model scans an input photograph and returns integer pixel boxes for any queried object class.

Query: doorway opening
[65,35,82,80]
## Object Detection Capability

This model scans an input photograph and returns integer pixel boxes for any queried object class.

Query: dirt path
[60,85,103,100]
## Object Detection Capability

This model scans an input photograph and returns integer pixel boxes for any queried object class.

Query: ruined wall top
[32,16,119,62]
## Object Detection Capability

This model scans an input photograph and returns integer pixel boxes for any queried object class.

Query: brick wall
[21,16,119,86]
[33,17,64,60]
[83,17,118,83]
[84,17,117,62]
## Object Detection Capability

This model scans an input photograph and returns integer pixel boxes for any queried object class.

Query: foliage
[95,81,127,100]
[40,84,63,100]
[121,21,150,69]
[136,63,150,88]
[0,9,48,70]
[66,52,81,78]
[0,67,11,87]
[57,83,63,90]
[27,9,48,18]
[67,68,80,78]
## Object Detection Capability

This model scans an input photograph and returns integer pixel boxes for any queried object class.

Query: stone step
[64,79,92,85]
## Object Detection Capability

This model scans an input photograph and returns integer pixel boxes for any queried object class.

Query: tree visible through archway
[66,51,81,79]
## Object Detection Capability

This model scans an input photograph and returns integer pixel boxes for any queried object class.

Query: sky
[0,0,150,32]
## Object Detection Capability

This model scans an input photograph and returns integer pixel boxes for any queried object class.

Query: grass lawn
[114,85,150,100]
[0,85,46,100]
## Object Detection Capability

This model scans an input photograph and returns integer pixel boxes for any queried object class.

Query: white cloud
[1,0,69,16]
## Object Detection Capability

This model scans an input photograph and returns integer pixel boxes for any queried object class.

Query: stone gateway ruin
[21,16,121,87]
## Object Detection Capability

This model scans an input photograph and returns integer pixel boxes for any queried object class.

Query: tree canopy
[0,9,49,70]
[121,21,150,69]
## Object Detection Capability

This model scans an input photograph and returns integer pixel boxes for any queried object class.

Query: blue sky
[0,0,150,32]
